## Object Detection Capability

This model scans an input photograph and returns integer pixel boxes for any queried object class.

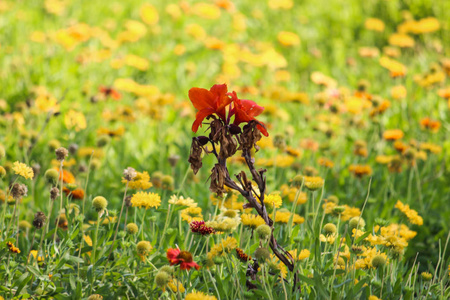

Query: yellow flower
[369,295,381,300]
[193,3,221,19]
[29,250,44,262]
[395,200,423,226]
[140,3,159,25]
[123,171,152,190]
[181,207,203,223]
[168,195,197,207]
[13,161,34,180]
[298,249,310,260]
[341,206,361,221]
[208,237,237,259]
[64,110,87,132]
[35,95,59,113]
[303,176,324,191]
[185,291,217,300]
[364,18,385,32]
[241,213,265,229]
[268,0,293,10]
[167,279,185,293]
[388,33,415,48]
[185,23,206,40]
[391,85,407,99]
[263,193,282,209]
[274,210,304,224]
[277,31,300,46]
[131,192,161,209]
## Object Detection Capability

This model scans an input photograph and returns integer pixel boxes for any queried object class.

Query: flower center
[178,251,193,263]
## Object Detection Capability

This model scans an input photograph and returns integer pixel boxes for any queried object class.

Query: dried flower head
[11,183,28,200]
[50,187,60,200]
[123,167,137,181]
[32,212,47,229]
[55,147,69,161]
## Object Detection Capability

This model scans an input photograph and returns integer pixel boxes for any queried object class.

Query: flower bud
[349,217,365,231]
[255,224,271,241]
[126,223,139,235]
[92,196,108,212]
[323,223,337,235]
[254,247,270,263]
[44,169,59,185]
[371,255,386,268]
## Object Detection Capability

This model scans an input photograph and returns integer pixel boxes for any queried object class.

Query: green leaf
[14,272,32,296]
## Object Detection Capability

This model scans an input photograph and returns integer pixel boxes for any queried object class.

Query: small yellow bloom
[13,161,34,180]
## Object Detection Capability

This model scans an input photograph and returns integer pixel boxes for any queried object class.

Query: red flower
[99,86,121,100]
[229,92,268,136]
[167,248,200,271]
[188,84,233,132]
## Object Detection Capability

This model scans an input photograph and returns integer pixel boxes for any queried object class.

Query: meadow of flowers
[0,0,449,299]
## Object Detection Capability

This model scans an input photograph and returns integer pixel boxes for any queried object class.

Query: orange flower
[54,168,76,184]
[99,86,121,100]
[383,129,404,141]
[63,187,85,200]
[188,84,232,132]
[188,84,268,136]
[420,117,440,133]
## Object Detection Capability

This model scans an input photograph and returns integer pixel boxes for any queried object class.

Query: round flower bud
[166,228,175,235]
[126,223,139,235]
[326,195,339,204]
[90,159,101,171]
[44,169,59,185]
[336,257,346,267]
[333,206,346,214]
[148,216,157,222]
[255,224,271,241]
[349,217,365,231]
[92,196,108,212]
[96,135,110,147]
[55,147,69,161]
[254,247,270,263]
[155,271,171,288]
[159,265,174,276]
[371,255,386,268]
[213,256,225,265]
[323,223,337,235]
[162,175,174,190]
[118,231,126,239]
[151,171,163,188]
[0,166,6,178]
[136,241,152,256]
[87,295,103,300]
[19,220,32,230]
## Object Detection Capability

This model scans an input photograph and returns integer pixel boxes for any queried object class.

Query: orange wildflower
[383,129,404,141]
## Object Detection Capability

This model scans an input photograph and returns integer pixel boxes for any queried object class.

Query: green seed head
[371,255,386,268]
[255,224,271,241]
[92,196,108,212]
[44,169,59,185]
